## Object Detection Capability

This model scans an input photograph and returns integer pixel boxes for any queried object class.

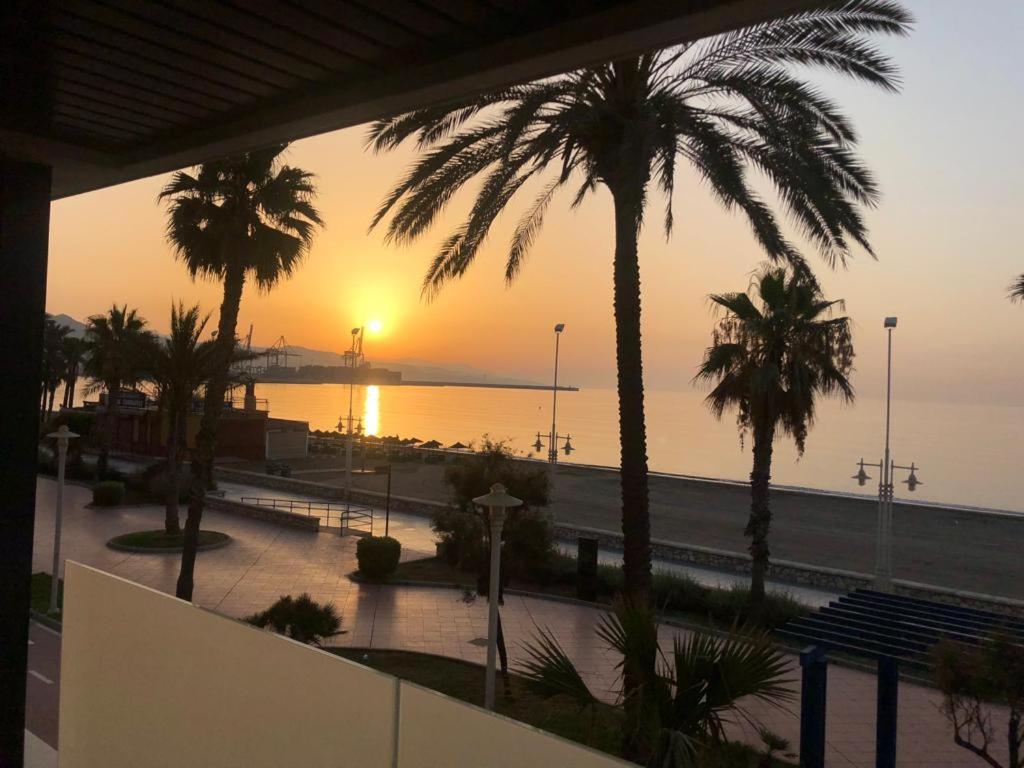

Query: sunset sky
[46,0,1023,405]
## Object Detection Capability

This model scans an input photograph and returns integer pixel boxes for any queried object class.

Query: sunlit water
[254,382,1023,514]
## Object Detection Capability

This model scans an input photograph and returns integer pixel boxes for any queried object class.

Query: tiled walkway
[33,477,1003,767]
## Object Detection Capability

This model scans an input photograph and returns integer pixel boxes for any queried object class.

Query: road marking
[29,670,53,685]
[30,620,61,637]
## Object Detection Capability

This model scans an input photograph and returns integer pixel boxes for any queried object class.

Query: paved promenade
[31,477,1006,766]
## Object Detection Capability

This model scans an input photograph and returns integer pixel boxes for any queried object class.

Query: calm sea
[255,382,1024,514]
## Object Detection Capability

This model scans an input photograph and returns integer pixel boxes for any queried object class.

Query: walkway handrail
[240,496,373,536]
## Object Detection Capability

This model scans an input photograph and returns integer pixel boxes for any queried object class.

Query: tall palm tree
[1010,274,1024,303]
[83,305,152,477]
[144,303,217,535]
[40,315,71,422]
[159,144,323,600]
[60,335,87,409]
[367,1,910,607]
[696,267,854,607]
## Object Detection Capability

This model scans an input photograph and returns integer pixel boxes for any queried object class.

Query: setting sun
[367,318,383,334]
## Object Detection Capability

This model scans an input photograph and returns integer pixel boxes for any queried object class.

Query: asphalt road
[26,621,61,750]
[342,460,1024,601]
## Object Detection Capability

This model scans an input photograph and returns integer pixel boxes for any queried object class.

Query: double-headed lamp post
[534,323,575,462]
[472,483,522,711]
[850,317,922,591]
[47,424,79,614]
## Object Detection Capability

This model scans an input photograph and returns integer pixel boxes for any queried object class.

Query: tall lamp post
[850,317,922,591]
[47,424,78,614]
[534,323,574,462]
[472,483,522,711]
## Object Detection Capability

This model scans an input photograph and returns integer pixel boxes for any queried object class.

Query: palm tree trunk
[98,378,120,479]
[747,417,776,606]
[46,386,56,420]
[608,181,652,607]
[164,409,181,535]
[177,265,244,600]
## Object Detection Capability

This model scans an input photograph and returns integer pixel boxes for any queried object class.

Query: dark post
[876,656,899,768]
[385,463,392,537]
[799,645,828,768]
[0,159,53,767]
[576,537,599,601]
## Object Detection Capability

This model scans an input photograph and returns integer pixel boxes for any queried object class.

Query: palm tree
[367,1,910,607]
[60,335,87,409]
[696,267,854,607]
[159,144,323,600]
[1010,274,1024,303]
[144,303,217,535]
[40,315,71,422]
[520,600,792,764]
[82,305,152,477]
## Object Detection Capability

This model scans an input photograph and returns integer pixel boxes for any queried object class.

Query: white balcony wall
[58,562,630,768]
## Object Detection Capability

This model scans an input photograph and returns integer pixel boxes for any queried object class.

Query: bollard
[799,645,828,768]
[576,538,599,601]
[876,656,898,768]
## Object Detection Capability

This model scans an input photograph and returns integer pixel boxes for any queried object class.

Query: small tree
[935,636,1024,768]
[245,594,342,647]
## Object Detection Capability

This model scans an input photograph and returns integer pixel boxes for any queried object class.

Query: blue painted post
[876,656,899,768]
[800,645,828,768]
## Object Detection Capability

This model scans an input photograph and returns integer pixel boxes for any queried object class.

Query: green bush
[357,536,402,578]
[245,594,341,645]
[92,480,125,506]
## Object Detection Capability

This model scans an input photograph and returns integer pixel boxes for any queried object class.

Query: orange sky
[46,1,1023,404]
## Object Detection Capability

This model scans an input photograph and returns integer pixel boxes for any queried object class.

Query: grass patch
[332,648,791,766]
[107,529,230,552]
[31,572,63,620]
[392,556,807,632]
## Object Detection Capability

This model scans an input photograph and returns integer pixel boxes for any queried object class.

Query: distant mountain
[49,314,544,386]
[50,313,87,337]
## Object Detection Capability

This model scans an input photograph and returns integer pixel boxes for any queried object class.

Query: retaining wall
[206,495,319,532]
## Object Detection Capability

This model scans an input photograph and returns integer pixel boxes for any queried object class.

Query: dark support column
[876,656,899,768]
[0,159,52,768]
[799,645,828,768]
[576,537,599,601]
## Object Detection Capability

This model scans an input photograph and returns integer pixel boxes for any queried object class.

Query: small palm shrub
[245,594,342,646]
[356,536,402,579]
[92,480,125,506]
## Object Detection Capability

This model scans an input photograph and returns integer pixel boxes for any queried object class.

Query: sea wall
[213,467,1024,616]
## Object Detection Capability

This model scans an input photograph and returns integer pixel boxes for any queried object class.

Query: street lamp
[849,317,922,592]
[47,424,78,614]
[472,482,522,711]
[341,326,362,500]
[535,323,574,462]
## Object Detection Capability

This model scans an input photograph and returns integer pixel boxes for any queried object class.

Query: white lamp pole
[473,483,522,710]
[548,323,565,463]
[47,424,78,614]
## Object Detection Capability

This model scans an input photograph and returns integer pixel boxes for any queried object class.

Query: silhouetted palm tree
[1010,274,1024,303]
[83,305,153,477]
[696,267,854,607]
[40,315,71,422]
[60,335,87,409]
[368,0,910,607]
[144,303,217,535]
[159,145,323,600]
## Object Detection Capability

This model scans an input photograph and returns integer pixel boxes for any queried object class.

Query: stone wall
[206,495,319,532]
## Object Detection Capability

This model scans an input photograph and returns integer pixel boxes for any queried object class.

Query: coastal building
[77,390,308,462]
[2,2,841,766]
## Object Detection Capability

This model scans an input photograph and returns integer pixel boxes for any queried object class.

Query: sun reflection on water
[363,385,380,436]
